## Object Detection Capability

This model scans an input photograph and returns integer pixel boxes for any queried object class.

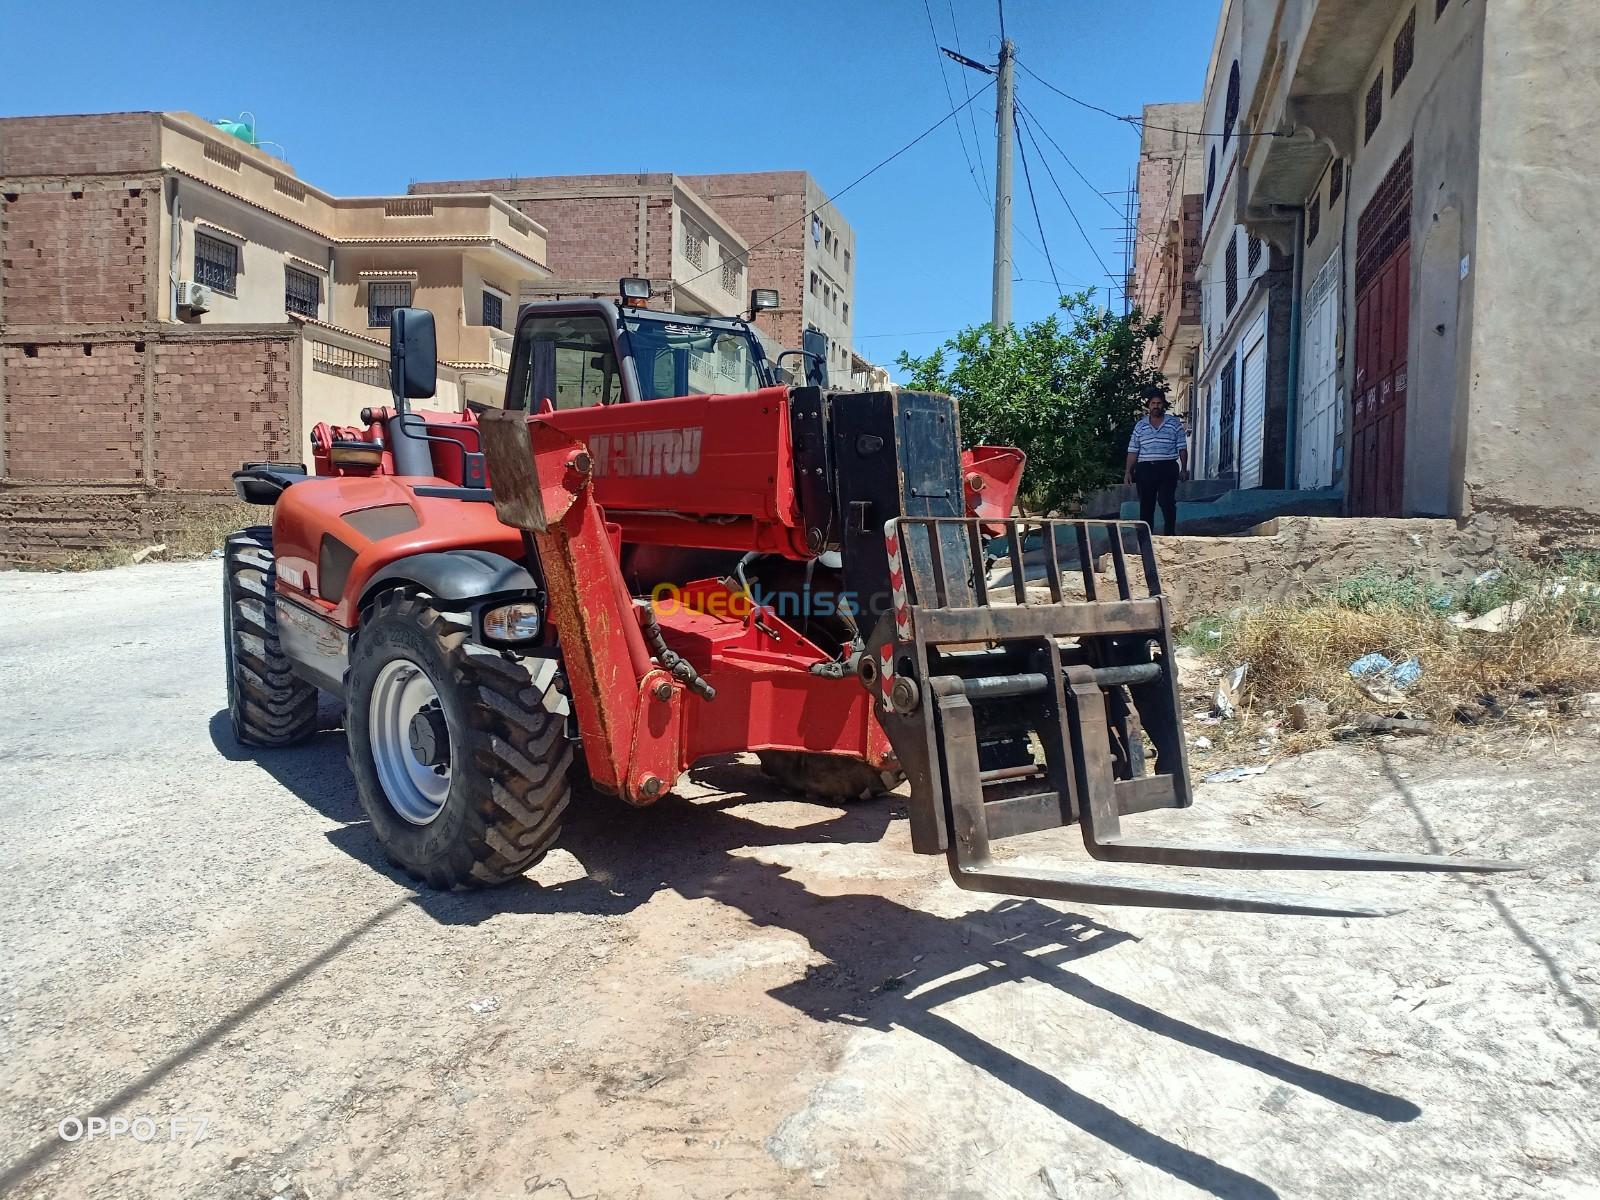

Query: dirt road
[1,559,1596,1198]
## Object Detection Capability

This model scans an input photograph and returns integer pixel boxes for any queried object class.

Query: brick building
[0,111,551,563]
[1130,104,1206,419]
[413,170,877,388]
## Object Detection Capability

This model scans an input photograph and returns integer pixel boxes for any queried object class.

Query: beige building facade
[1202,0,1600,519]
[0,111,551,562]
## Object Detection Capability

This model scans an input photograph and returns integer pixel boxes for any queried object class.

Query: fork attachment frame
[864,517,1520,918]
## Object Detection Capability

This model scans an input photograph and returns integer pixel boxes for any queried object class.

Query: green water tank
[212,117,257,146]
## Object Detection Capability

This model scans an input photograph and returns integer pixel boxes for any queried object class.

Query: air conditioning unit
[176,281,212,313]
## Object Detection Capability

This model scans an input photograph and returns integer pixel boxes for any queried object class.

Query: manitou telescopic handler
[226,281,1515,914]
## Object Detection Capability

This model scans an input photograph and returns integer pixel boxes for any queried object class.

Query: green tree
[896,291,1165,514]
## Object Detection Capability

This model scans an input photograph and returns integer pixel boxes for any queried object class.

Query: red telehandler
[226,284,1515,915]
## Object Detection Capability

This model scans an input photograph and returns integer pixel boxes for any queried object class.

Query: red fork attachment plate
[867,517,1521,918]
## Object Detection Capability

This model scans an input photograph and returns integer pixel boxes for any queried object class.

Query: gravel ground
[1,558,1597,1199]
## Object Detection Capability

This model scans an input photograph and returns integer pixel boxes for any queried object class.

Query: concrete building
[1131,103,1206,417]
[1193,0,1600,520]
[409,173,753,329]
[0,111,551,562]
[415,171,869,388]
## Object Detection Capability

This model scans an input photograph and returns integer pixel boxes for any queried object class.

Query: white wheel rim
[369,658,451,825]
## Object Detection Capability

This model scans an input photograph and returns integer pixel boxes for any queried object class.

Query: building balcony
[1240,0,1407,229]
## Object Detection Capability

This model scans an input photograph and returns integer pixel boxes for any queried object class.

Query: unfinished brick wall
[152,337,295,489]
[1,186,154,324]
[509,194,651,282]
[681,174,809,346]
[0,113,159,177]
[1,341,146,481]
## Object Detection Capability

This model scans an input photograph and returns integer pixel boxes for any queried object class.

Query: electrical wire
[1013,105,1061,295]
[676,78,996,290]
[921,0,989,212]
[1017,59,1288,140]
[1015,98,1124,220]
[1012,105,1116,288]
[945,0,991,205]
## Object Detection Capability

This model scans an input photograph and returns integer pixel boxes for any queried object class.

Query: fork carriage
[865,516,1518,917]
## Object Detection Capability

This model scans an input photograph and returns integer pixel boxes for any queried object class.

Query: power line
[945,0,990,205]
[921,0,989,211]
[1012,104,1061,295]
[1014,98,1123,220]
[1012,105,1117,290]
[1016,58,1289,140]
[677,78,996,290]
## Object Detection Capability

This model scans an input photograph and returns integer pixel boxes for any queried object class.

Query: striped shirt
[1127,415,1187,461]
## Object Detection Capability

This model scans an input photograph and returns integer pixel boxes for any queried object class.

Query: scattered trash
[1213,664,1249,718]
[1336,714,1435,738]
[1288,698,1331,732]
[1203,764,1270,784]
[1348,654,1421,704]
[1208,628,1223,639]
[130,543,167,564]
[1473,567,1503,588]
[1460,601,1527,633]
[1193,735,1212,750]
[210,548,225,558]
[468,996,499,1015]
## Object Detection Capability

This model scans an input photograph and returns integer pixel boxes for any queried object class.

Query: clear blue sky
[1,0,1218,372]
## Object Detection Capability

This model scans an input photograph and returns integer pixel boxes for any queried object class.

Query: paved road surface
[1,559,1596,1198]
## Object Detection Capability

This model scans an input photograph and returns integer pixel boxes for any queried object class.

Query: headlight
[482,602,542,643]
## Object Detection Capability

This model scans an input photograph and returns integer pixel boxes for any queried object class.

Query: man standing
[1122,385,1188,535]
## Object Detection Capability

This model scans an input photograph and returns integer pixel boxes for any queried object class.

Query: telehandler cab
[226,282,1515,915]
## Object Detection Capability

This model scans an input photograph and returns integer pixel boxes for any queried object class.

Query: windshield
[623,316,765,400]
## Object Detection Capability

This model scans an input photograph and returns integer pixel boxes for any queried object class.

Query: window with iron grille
[1306,193,1322,245]
[1330,158,1345,204]
[367,281,411,328]
[1247,234,1262,272]
[1206,148,1217,201]
[1365,72,1384,143]
[718,339,738,380]
[481,289,503,330]
[194,232,238,295]
[719,252,742,296]
[284,266,320,317]
[1393,9,1416,93]
[1224,232,1238,315]
[682,219,707,270]
[1223,62,1241,150]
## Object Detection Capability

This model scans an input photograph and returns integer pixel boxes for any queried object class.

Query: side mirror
[389,307,437,402]
[749,288,779,317]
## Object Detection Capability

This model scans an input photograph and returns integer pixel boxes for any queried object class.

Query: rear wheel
[347,590,571,888]
[223,527,318,747]
[757,750,902,802]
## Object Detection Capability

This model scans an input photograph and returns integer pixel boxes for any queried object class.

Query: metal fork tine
[1074,522,1098,600]
[1007,523,1027,604]
[1135,523,1162,597]
[1042,522,1063,603]
[1107,524,1132,600]
[967,519,988,607]
[925,520,948,608]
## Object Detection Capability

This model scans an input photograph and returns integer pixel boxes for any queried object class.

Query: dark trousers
[1135,460,1180,535]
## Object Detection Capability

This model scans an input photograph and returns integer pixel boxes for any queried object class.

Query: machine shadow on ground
[208,710,1423,1200]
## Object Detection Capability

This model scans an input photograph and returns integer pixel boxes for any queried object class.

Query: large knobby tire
[223,527,318,747]
[347,590,572,888]
[757,750,902,802]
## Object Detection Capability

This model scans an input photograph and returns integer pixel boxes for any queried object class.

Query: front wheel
[347,590,572,888]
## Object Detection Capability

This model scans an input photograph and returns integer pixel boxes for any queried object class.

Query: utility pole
[992,38,1015,330]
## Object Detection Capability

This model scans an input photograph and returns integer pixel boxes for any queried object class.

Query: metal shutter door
[1239,333,1268,488]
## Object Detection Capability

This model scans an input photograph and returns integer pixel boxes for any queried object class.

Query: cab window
[508,315,620,411]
